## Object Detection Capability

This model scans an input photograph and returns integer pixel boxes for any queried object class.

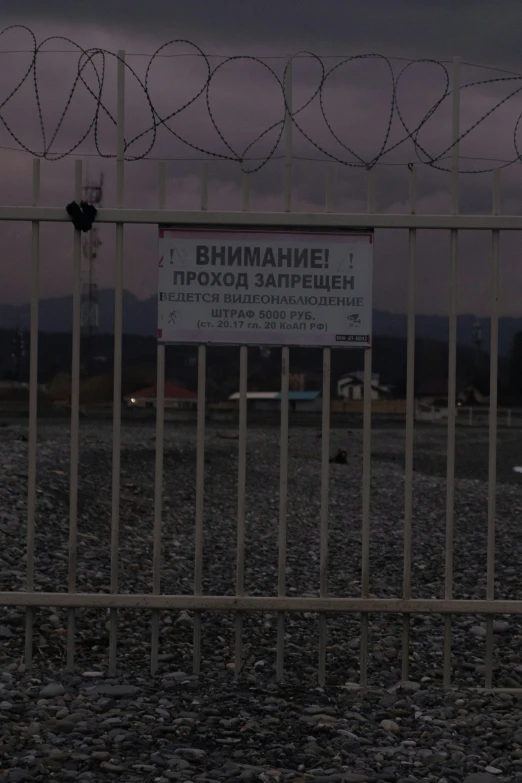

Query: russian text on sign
[158,227,373,347]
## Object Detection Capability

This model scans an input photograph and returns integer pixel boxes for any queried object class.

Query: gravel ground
[2,420,522,782]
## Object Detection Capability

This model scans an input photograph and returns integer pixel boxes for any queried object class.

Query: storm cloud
[0,1,521,318]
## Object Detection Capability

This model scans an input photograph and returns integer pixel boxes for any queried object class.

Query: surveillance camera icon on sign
[347,313,361,327]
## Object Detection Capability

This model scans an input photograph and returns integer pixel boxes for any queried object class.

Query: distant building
[416,377,490,407]
[337,371,391,401]
[125,381,197,410]
[228,390,321,412]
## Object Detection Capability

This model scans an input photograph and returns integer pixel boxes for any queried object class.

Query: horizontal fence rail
[3,595,522,614]
[0,206,522,229]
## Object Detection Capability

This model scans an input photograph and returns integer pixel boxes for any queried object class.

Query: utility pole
[472,318,483,371]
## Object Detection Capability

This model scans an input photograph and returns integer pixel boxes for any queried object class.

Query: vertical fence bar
[151,346,165,673]
[201,163,208,211]
[443,56,460,689]
[232,171,251,676]
[360,168,375,686]
[66,160,82,670]
[276,59,294,672]
[451,59,460,219]
[366,168,376,215]
[284,53,293,212]
[192,165,209,674]
[234,345,248,675]
[158,160,166,211]
[275,87,292,677]
[109,50,125,676]
[242,172,250,215]
[318,166,334,684]
[485,168,501,689]
[402,165,417,682]
[151,161,166,675]
[325,165,334,213]
[25,158,41,668]
[318,348,331,686]
[360,350,372,686]
[242,171,250,212]
[276,346,289,681]
[192,345,206,674]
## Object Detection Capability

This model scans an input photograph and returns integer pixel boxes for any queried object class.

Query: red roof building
[125,382,197,409]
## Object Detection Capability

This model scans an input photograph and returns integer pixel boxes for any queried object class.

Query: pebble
[179,748,207,760]
[39,682,65,698]
[380,719,400,734]
[388,680,421,693]
[175,610,193,627]
[7,771,27,783]
[90,684,141,697]
[100,762,126,773]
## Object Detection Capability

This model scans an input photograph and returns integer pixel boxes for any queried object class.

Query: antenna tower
[80,165,104,373]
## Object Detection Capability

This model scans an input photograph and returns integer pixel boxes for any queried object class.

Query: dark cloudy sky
[1,1,522,318]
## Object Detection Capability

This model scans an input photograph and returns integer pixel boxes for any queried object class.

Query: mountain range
[0,289,520,358]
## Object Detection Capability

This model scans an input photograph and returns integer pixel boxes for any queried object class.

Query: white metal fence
[417,405,517,426]
[456,407,514,427]
[0,53,517,690]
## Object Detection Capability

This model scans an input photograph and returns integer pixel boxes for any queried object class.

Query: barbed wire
[1,25,522,174]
